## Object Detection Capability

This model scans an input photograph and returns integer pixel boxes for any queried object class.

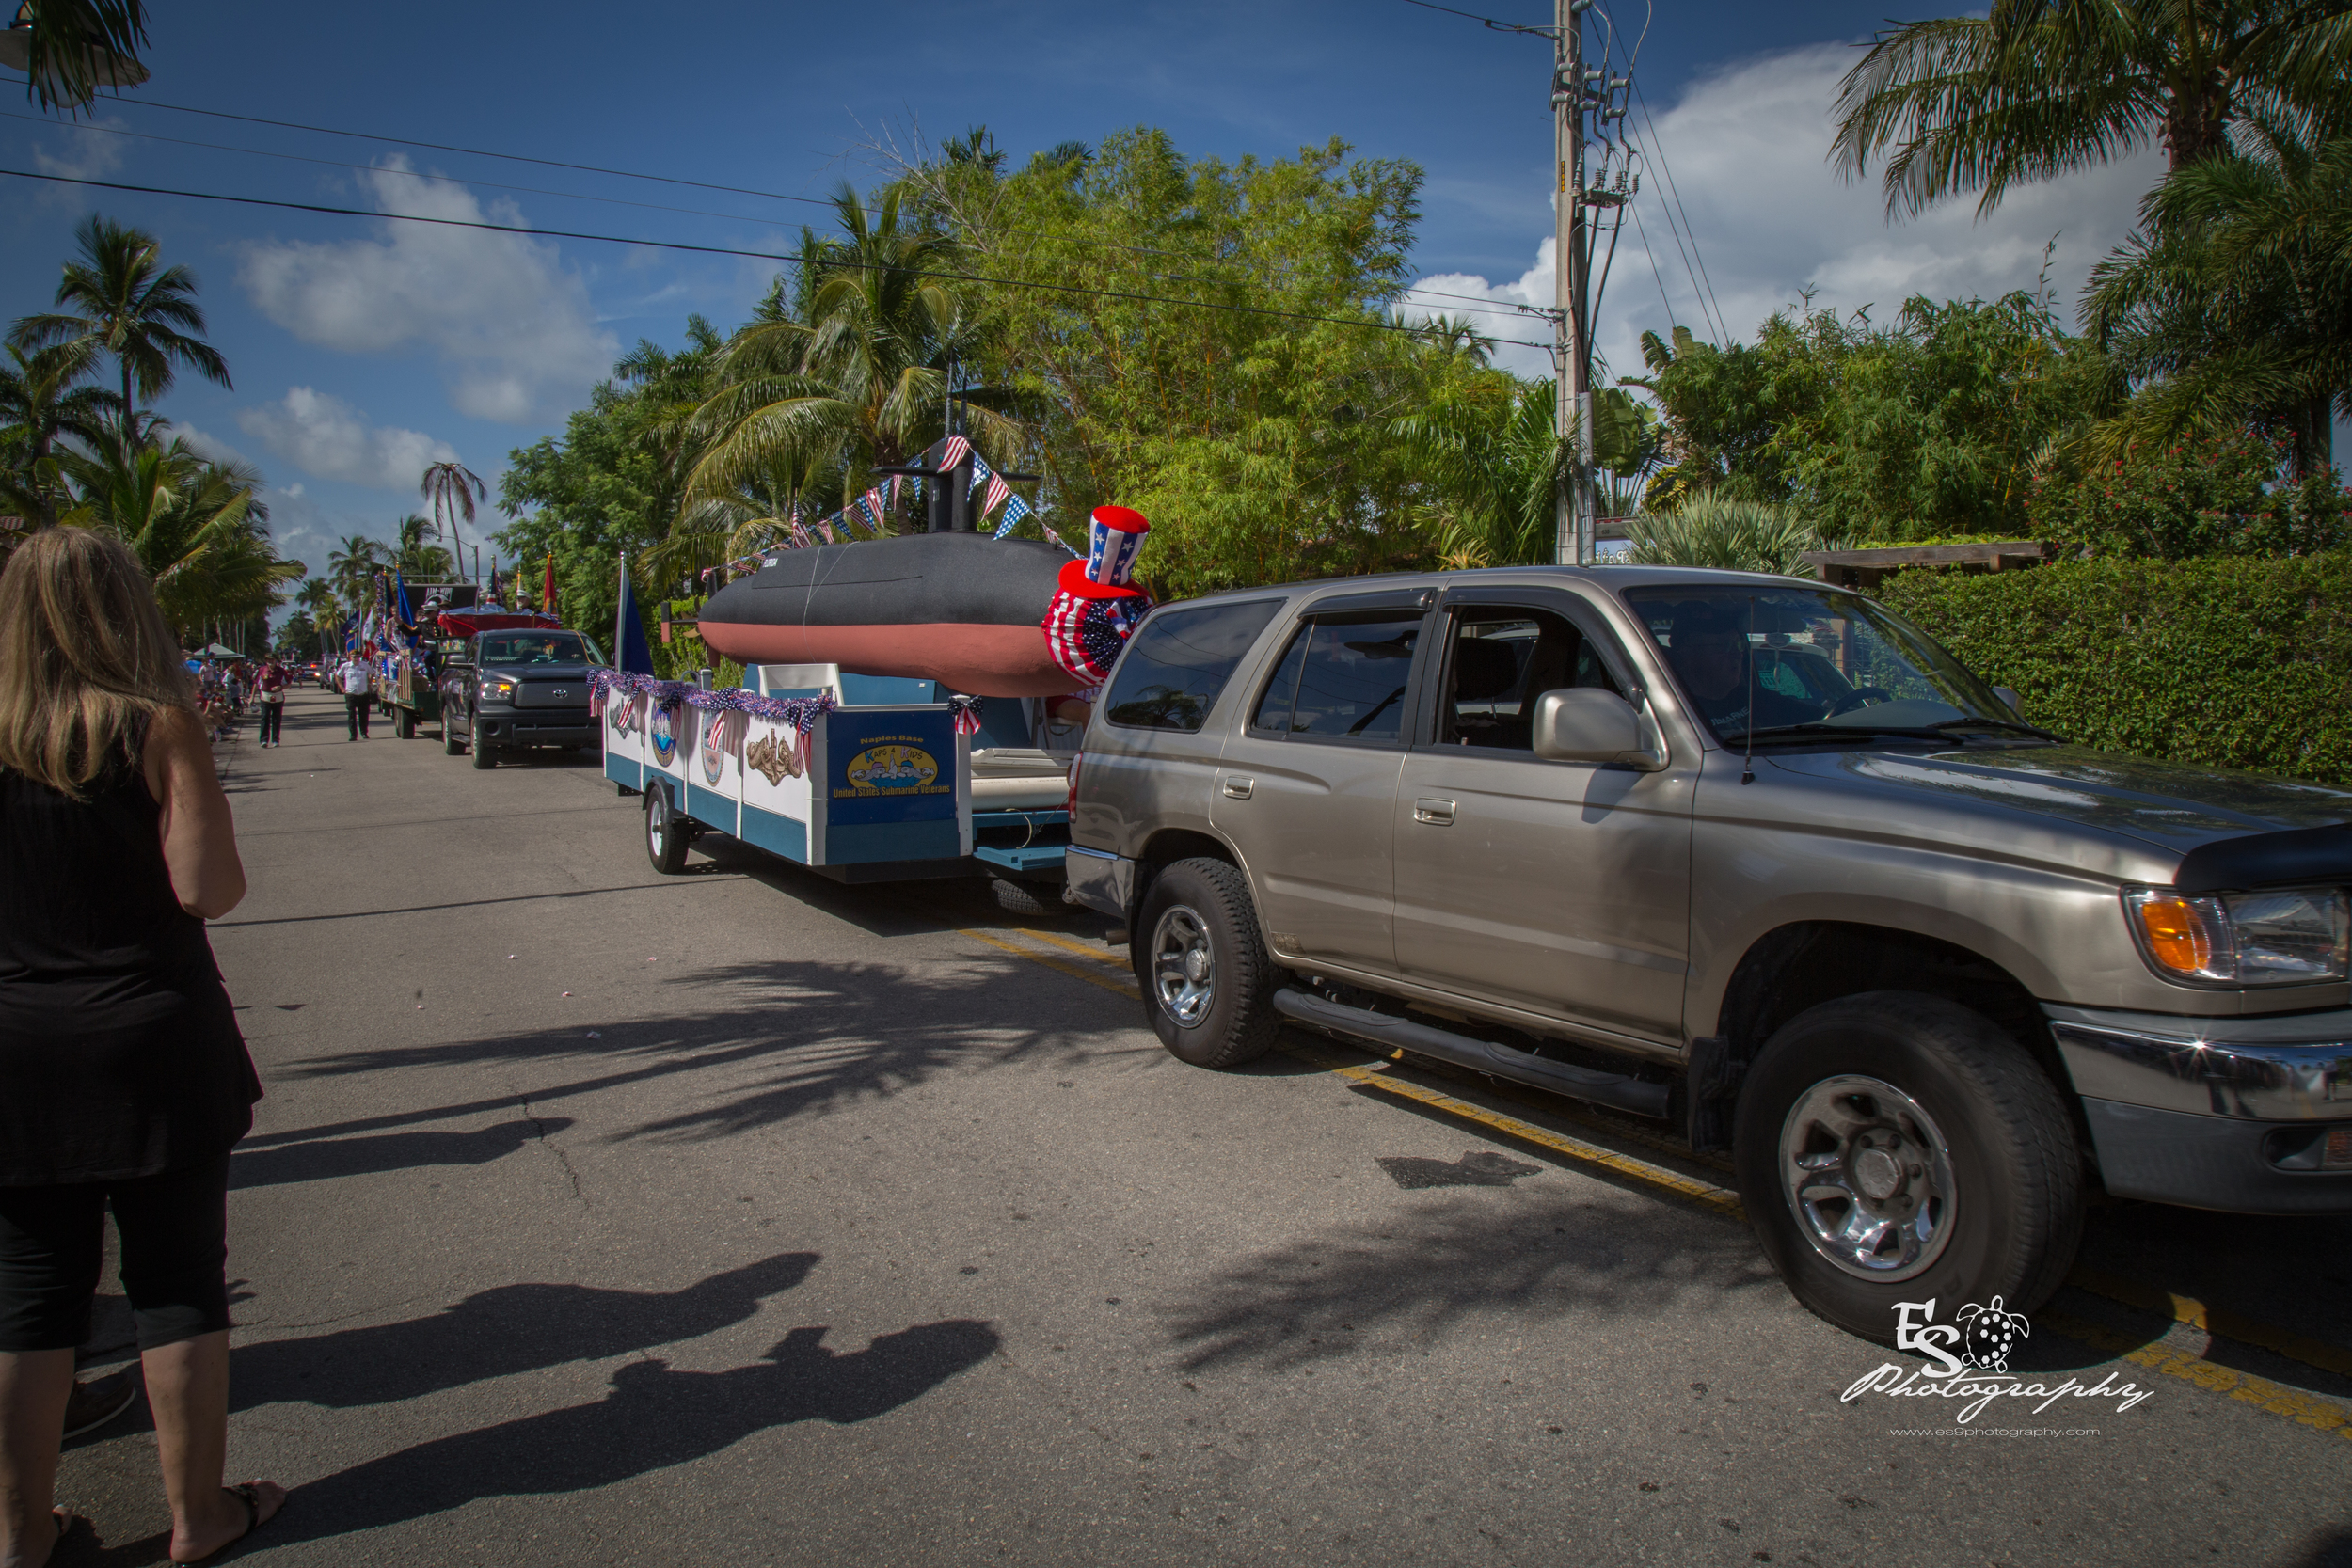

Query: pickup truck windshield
[478,631,596,664]
[1622,585,2026,746]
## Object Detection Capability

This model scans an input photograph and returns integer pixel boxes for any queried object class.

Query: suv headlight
[480,675,517,703]
[2123,885,2350,986]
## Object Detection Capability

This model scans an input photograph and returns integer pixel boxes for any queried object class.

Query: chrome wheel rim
[1778,1074,1957,1282]
[1149,906,1216,1027]
[646,790,668,856]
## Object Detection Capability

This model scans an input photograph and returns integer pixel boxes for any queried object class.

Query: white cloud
[235,387,458,491]
[237,159,619,422]
[169,422,252,468]
[1407,42,2162,384]
[30,116,128,206]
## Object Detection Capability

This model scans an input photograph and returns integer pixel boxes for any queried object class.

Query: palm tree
[1830,1,2352,219]
[419,460,485,575]
[0,340,118,529]
[56,438,304,637]
[8,0,150,116]
[326,532,385,614]
[390,513,456,578]
[2083,120,2352,474]
[685,186,1016,513]
[11,215,231,459]
[1620,495,1838,576]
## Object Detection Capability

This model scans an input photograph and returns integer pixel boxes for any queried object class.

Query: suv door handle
[1222,776,1254,800]
[1414,798,1456,825]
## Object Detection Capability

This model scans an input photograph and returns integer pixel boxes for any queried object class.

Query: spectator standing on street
[253,660,289,749]
[335,655,372,741]
[0,529,285,1567]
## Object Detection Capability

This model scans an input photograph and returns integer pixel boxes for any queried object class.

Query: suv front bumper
[2044,1003,2352,1213]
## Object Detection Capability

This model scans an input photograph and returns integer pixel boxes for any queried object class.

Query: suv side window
[1436,606,1622,752]
[1104,597,1284,734]
[1249,612,1422,743]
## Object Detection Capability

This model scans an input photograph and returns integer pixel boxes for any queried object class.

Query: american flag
[1041,524,1080,558]
[993,493,1033,539]
[941,435,972,471]
[865,485,891,527]
[788,520,814,549]
[817,519,839,545]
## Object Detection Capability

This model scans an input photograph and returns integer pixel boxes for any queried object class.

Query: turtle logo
[1955,1297,2030,1373]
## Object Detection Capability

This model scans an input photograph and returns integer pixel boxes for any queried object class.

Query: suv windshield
[1622,585,2036,746]
[479,631,597,665]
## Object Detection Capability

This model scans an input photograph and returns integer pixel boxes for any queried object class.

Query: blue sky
[3,0,2170,591]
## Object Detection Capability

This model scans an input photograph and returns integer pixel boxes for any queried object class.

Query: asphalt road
[48,689,2352,1566]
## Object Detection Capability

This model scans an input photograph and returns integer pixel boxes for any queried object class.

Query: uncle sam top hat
[1086,505,1150,589]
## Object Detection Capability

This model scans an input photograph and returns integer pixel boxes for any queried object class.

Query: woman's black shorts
[0,1149,234,1353]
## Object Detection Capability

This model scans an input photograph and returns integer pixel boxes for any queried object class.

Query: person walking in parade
[253,660,289,749]
[335,654,371,741]
[0,529,286,1568]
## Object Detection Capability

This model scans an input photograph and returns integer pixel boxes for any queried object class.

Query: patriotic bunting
[992,493,1033,538]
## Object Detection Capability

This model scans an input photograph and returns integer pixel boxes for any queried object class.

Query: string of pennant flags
[587,669,986,736]
[697,438,1078,585]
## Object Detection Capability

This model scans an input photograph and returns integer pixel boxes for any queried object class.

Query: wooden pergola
[1799,540,2046,591]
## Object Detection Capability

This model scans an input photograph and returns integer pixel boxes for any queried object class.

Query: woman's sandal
[175,1483,278,1565]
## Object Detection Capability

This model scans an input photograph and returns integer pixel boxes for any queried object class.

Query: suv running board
[1273,989,1672,1119]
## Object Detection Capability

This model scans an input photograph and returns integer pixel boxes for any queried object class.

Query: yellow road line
[957,926,1137,997]
[1280,1042,1749,1222]
[1013,926,1130,969]
[2067,1266,2352,1380]
[959,927,2352,1419]
[2039,1308,2352,1441]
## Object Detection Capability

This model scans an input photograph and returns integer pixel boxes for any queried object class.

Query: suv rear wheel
[1732,990,2082,1345]
[1134,857,1279,1068]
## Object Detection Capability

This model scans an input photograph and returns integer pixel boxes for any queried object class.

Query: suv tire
[1732,990,2082,1346]
[645,781,690,875]
[1134,857,1279,1069]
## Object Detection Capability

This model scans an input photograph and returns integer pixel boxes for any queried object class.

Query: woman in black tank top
[0,529,283,1564]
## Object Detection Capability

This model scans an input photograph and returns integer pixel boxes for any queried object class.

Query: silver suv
[1064,565,2352,1340]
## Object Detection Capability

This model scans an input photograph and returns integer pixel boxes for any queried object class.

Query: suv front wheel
[1732,990,2082,1345]
[1134,857,1280,1069]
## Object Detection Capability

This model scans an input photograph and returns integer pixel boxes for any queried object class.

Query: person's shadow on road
[267,1318,1000,1545]
[231,1251,818,1411]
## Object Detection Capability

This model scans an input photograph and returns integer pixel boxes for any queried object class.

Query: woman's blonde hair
[0,528,194,798]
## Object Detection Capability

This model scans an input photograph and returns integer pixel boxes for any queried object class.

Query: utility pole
[1553,0,1595,566]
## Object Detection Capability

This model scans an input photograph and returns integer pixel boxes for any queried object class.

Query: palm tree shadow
[268,1319,999,1546]
[232,1251,820,1412]
[229,1118,570,1189]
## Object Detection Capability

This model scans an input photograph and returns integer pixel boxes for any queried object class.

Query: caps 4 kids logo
[1841,1298,2153,1424]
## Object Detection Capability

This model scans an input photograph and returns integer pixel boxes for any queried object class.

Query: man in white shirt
[336,656,373,740]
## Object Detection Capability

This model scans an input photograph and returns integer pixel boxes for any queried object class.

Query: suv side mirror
[1532,689,1664,769]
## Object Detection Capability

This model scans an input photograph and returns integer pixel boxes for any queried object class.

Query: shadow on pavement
[1157,1187,1780,1371]
[233,1251,819,1411]
[229,1118,573,1189]
[265,1319,998,1547]
[263,958,1131,1144]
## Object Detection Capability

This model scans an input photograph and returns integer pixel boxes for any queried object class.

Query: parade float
[596,437,1153,901]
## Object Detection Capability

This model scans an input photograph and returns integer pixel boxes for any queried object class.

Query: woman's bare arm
[143,707,246,919]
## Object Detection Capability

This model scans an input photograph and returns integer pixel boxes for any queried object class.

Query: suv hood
[1770,744,2352,869]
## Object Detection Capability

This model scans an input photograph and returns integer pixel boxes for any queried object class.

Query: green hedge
[1876,551,2352,785]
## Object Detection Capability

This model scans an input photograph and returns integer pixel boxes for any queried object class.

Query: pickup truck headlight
[480,676,517,703]
[2123,885,2349,986]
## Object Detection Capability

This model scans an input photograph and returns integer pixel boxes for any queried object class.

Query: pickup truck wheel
[1134,857,1279,1069]
[469,731,497,769]
[1732,991,2082,1346]
[443,717,463,755]
[645,782,690,875]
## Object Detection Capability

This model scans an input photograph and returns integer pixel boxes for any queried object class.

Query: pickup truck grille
[512,678,588,709]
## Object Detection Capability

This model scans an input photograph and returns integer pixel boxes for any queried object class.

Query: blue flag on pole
[613,558,657,674]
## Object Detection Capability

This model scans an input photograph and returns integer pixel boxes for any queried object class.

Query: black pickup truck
[437,626,608,769]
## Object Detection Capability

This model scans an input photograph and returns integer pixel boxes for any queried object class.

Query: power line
[0,108,799,228]
[0,166,1557,351]
[1394,0,1555,36]
[1630,81,1727,342]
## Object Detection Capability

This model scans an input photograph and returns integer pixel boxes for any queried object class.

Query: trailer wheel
[645,782,691,875]
[397,707,416,739]
[990,878,1052,916]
